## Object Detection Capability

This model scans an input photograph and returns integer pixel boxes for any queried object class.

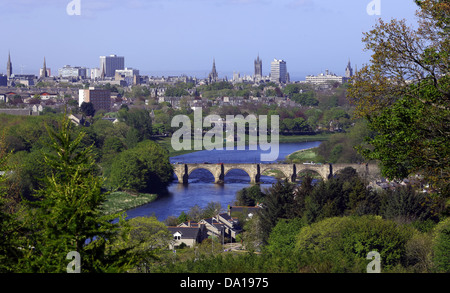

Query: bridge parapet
[172,163,381,185]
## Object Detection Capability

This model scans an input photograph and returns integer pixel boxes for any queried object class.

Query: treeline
[0,108,173,202]
[153,170,449,273]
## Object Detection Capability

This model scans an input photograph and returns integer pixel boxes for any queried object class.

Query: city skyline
[1,0,419,80]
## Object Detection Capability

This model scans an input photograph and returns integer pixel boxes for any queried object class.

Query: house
[167,226,204,249]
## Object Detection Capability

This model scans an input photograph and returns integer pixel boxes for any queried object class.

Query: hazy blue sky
[1,0,419,80]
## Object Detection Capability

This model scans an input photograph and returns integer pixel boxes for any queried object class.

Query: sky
[0,0,420,81]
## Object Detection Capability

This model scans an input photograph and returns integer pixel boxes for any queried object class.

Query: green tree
[108,140,172,193]
[113,216,172,273]
[19,115,135,272]
[258,180,299,244]
[0,134,23,272]
[347,0,450,188]
[80,102,96,117]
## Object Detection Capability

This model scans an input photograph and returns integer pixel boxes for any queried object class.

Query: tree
[118,108,153,142]
[258,180,298,244]
[80,101,95,117]
[347,0,450,188]
[0,133,23,272]
[108,140,173,193]
[19,115,136,272]
[113,216,172,273]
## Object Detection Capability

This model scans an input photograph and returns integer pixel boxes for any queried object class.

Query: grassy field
[286,147,321,163]
[102,192,157,215]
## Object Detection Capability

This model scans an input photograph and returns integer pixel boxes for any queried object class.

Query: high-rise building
[79,87,111,112]
[254,55,262,78]
[270,59,288,84]
[100,55,125,78]
[6,51,12,79]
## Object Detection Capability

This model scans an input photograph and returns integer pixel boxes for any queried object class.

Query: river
[125,141,322,221]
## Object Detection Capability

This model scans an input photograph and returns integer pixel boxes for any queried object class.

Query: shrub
[295,216,415,272]
[432,218,450,272]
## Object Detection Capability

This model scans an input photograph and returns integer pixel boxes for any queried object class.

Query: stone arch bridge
[173,163,380,184]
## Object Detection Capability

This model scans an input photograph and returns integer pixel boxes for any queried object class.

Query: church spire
[41,56,48,78]
[7,51,12,78]
[208,58,218,83]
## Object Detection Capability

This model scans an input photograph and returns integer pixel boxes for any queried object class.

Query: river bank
[285,147,321,163]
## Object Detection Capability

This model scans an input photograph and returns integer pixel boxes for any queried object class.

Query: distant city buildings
[305,60,354,85]
[270,59,289,84]
[100,55,125,78]
[58,65,88,79]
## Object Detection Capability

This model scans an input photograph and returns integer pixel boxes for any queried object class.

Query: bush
[432,218,450,272]
[295,216,416,272]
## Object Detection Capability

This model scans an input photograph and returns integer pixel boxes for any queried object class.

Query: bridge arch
[259,165,291,181]
[296,169,325,182]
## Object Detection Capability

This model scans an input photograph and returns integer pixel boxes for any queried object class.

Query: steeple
[7,51,12,79]
[345,58,353,78]
[41,56,48,78]
[208,58,218,83]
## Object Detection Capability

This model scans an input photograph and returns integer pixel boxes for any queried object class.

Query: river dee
[125,141,322,221]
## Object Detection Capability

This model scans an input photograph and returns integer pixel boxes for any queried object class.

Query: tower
[41,57,48,78]
[208,58,218,83]
[254,54,262,78]
[6,51,12,79]
[345,59,353,78]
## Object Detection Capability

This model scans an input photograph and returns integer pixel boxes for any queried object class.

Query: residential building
[78,87,111,112]
[100,55,125,78]
[270,58,289,84]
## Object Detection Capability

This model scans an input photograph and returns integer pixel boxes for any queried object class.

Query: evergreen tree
[258,180,298,244]
[19,115,136,272]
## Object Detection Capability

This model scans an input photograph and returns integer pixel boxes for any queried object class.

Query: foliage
[432,217,450,272]
[295,216,416,272]
[380,185,443,224]
[108,140,173,193]
[264,218,307,272]
[235,185,265,206]
[258,180,299,244]
[18,115,136,272]
[113,216,172,273]
[80,102,95,117]
[347,0,450,188]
